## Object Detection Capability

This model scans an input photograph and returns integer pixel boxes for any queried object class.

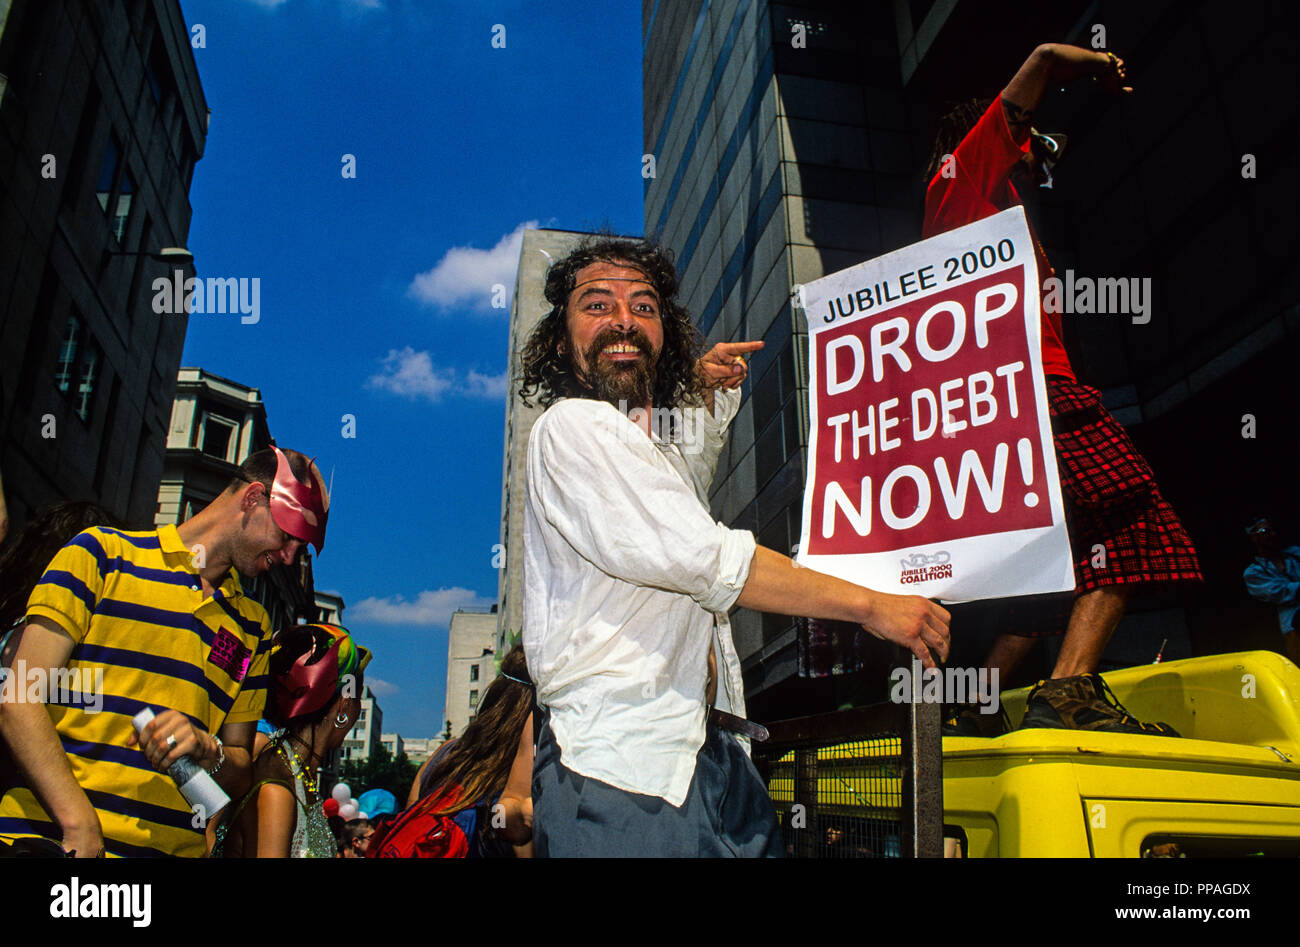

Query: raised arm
[0,618,103,856]
[1002,43,1132,142]
[737,546,950,669]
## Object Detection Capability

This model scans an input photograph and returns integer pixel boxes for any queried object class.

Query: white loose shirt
[523,388,755,806]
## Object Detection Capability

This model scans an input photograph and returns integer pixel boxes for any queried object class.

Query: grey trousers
[532,707,782,858]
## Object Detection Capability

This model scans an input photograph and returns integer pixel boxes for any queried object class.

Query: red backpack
[367,784,471,858]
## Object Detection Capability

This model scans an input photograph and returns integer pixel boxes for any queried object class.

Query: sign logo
[899,550,953,584]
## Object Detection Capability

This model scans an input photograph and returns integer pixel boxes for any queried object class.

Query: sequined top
[278,741,336,859]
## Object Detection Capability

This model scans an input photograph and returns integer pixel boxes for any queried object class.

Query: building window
[55,316,82,393]
[200,413,239,462]
[145,39,168,103]
[470,664,479,682]
[358,708,366,721]
[75,341,102,421]
[63,85,101,209]
[469,689,479,709]
[95,133,135,243]
[95,136,121,213]
[112,170,135,242]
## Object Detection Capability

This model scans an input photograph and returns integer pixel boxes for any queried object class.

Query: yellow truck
[764,651,1300,857]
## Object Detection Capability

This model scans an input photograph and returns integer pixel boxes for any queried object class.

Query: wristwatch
[207,734,225,776]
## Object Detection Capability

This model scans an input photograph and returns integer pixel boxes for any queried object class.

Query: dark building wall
[0,0,206,531]
[644,0,1300,721]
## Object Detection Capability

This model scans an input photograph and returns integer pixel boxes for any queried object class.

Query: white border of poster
[794,206,1074,603]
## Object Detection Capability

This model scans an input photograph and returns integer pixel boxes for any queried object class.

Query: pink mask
[273,624,371,720]
[268,447,329,555]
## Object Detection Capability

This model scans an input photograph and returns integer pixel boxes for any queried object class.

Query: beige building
[155,367,270,524]
[153,367,315,631]
[315,589,345,626]
[340,685,383,763]
[400,736,438,765]
[445,607,498,739]
[495,227,609,654]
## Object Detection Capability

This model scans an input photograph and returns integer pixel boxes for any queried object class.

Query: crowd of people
[0,41,1293,858]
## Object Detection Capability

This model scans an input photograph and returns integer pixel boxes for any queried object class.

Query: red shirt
[922,98,1075,381]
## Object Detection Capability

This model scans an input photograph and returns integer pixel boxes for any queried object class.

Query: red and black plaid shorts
[1000,379,1203,638]
[1049,378,1202,594]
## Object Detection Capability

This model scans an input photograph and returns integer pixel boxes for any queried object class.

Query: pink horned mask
[268,446,330,555]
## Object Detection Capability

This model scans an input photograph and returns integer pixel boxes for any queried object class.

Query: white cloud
[349,588,494,627]
[366,676,400,697]
[408,220,538,311]
[464,369,509,400]
[367,347,507,403]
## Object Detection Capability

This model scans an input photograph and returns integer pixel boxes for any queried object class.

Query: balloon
[358,788,398,817]
[331,783,351,803]
[339,801,358,820]
[322,798,340,817]
[358,811,369,821]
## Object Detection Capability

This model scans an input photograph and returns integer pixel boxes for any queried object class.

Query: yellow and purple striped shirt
[0,525,272,857]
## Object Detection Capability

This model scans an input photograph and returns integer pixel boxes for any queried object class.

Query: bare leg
[1051,586,1129,678]
[983,633,1037,681]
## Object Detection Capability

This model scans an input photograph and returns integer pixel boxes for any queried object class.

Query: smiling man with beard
[0,447,328,857]
[518,238,950,857]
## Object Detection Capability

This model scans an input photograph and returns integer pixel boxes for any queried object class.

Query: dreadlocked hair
[925,97,993,183]
[517,236,706,410]
[417,644,533,817]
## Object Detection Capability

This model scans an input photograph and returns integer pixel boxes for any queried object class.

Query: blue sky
[178,0,645,738]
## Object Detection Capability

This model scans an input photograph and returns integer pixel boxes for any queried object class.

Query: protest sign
[794,206,1073,602]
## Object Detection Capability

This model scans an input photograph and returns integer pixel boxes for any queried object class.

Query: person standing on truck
[923,44,1202,735]
[1242,515,1300,666]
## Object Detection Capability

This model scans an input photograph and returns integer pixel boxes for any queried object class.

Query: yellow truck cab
[765,651,1300,857]
[943,651,1300,856]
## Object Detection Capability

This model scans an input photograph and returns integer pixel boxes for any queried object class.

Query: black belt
[708,708,769,742]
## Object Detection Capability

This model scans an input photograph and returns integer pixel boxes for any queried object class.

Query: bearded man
[519,238,950,856]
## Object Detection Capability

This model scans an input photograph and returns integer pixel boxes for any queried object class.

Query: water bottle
[132,708,229,814]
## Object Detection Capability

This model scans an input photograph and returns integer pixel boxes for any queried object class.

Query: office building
[445,607,497,739]
[643,0,1298,717]
[340,685,383,763]
[495,227,602,653]
[0,0,207,530]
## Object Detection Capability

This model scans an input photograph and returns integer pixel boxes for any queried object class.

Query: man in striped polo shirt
[0,446,329,857]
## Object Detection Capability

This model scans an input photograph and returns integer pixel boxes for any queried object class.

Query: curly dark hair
[925,97,993,183]
[517,237,705,410]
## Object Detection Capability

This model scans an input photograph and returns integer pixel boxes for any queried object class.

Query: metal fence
[752,666,944,858]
